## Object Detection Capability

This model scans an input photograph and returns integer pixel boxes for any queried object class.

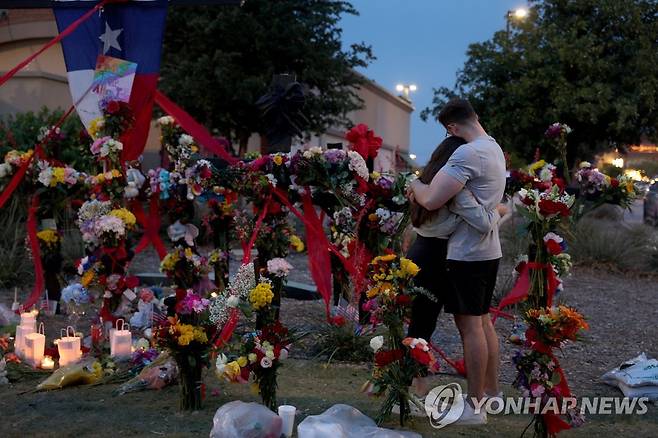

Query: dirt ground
[1,266,657,437]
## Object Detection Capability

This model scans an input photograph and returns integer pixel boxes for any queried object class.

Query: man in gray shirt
[410,98,506,425]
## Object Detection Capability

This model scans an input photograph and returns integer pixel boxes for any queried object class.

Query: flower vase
[175,351,203,411]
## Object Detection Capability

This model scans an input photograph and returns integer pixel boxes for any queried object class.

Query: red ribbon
[429,342,467,377]
[491,262,559,323]
[22,196,45,310]
[154,90,239,165]
[131,197,167,260]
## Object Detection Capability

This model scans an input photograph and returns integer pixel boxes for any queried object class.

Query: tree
[421,0,658,164]
[160,0,374,156]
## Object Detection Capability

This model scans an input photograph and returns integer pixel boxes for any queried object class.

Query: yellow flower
[398,257,420,278]
[184,247,193,259]
[273,155,284,166]
[81,270,95,287]
[290,235,305,252]
[224,361,241,380]
[368,213,379,222]
[160,252,180,272]
[88,117,105,139]
[51,167,66,186]
[111,169,122,178]
[528,160,546,176]
[248,353,257,363]
[372,254,396,264]
[109,208,136,228]
[371,171,381,180]
[237,356,248,367]
[37,229,59,246]
[249,282,274,310]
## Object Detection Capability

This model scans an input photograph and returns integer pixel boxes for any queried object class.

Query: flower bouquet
[361,253,434,425]
[160,245,210,292]
[575,163,637,212]
[513,306,588,436]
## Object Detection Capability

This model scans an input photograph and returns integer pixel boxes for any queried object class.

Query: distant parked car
[644,182,658,226]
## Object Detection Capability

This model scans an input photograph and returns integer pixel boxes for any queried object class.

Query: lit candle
[110,319,132,359]
[24,322,45,368]
[41,355,55,370]
[58,326,81,367]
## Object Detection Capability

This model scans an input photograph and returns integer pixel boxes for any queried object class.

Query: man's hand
[413,170,464,211]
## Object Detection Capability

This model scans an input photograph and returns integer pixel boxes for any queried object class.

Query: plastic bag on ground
[36,357,102,390]
[297,404,422,438]
[601,352,658,400]
[114,351,177,395]
[210,400,282,438]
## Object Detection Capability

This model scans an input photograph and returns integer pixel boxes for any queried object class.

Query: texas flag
[53,0,168,161]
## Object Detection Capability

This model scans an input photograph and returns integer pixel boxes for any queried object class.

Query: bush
[0,107,94,173]
[567,218,658,272]
[0,197,32,288]
[312,322,375,363]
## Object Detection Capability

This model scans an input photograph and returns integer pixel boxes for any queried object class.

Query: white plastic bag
[297,404,422,438]
[601,353,658,400]
[209,400,282,438]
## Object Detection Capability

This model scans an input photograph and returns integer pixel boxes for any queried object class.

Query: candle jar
[110,319,132,359]
[24,323,46,368]
[41,355,55,370]
[58,326,81,367]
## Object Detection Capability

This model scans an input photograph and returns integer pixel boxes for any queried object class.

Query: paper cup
[278,405,296,437]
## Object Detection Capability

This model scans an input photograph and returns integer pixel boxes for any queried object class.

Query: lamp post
[395,83,417,102]
[506,7,528,39]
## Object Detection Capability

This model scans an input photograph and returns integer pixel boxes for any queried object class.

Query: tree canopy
[421,0,658,164]
[160,0,374,155]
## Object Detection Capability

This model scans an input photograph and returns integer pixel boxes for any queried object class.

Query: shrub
[312,321,374,363]
[567,218,658,272]
[0,197,31,288]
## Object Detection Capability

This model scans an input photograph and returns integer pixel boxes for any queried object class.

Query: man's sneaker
[391,395,427,418]
[452,395,487,425]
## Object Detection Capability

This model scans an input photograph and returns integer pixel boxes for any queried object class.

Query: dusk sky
[341,0,525,164]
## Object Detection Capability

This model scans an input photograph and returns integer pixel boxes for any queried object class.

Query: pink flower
[530,383,545,397]
[91,136,111,155]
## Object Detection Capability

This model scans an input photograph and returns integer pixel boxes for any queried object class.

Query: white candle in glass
[41,355,55,370]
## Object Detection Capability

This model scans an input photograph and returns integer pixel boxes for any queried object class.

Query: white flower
[369,335,384,352]
[157,116,175,126]
[265,349,275,359]
[0,162,11,178]
[179,134,194,147]
[38,166,53,187]
[260,357,273,369]
[266,258,293,277]
[303,146,323,158]
[543,232,563,243]
[579,161,591,169]
[347,150,369,181]
[266,173,277,187]
[226,295,239,308]
[215,353,228,373]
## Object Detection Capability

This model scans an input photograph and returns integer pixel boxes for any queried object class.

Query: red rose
[346,124,382,160]
[545,239,563,255]
[551,177,566,191]
[329,315,346,327]
[395,295,412,306]
[106,100,120,114]
[538,199,570,217]
[611,178,619,188]
[375,349,404,367]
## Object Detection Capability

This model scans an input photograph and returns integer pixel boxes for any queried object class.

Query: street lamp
[409,154,417,160]
[396,83,417,101]
[506,7,529,38]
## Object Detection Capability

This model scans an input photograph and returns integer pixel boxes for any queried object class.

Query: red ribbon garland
[153,90,239,165]
[131,196,167,260]
[22,196,45,311]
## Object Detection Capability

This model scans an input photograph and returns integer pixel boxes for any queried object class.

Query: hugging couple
[404,98,508,425]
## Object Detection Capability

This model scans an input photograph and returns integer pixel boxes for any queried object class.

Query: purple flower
[545,123,562,139]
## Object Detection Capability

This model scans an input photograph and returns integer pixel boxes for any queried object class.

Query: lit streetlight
[409,154,417,160]
[506,7,529,38]
[396,83,417,101]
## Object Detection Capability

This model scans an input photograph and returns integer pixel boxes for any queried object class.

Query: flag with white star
[53,0,168,161]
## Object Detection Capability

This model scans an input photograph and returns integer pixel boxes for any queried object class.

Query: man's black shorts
[444,258,500,316]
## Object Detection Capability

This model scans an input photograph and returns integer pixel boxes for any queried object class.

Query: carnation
[266,258,293,277]
[157,116,175,126]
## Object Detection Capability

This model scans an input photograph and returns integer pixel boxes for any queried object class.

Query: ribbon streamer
[131,197,167,260]
[22,196,45,311]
